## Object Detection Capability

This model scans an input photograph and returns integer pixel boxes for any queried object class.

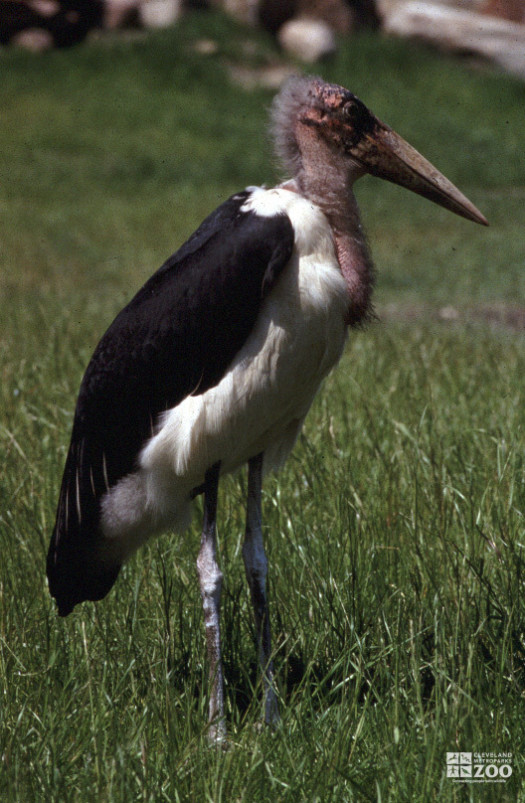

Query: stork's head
[271,75,488,226]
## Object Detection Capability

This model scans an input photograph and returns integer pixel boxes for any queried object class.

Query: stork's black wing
[47,190,295,615]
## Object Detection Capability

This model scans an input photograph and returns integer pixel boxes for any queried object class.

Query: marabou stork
[47,75,487,739]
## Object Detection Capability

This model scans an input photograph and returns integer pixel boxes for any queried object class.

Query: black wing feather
[47,191,295,615]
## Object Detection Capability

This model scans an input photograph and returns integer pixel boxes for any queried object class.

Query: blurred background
[1,0,525,79]
[1,2,524,801]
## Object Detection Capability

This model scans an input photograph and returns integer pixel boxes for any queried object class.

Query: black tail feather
[47,432,122,616]
[47,525,121,616]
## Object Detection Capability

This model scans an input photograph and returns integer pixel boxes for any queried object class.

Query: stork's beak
[352,122,488,226]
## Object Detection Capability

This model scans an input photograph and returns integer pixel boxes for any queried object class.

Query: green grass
[1,12,524,801]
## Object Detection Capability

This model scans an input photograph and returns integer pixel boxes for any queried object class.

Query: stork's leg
[242,453,280,726]
[196,462,226,742]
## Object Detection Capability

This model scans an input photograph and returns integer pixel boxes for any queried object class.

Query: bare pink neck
[329,205,375,327]
[285,163,375,326]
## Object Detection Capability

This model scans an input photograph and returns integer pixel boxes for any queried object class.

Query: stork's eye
[342,98,375,135]
[343,100,362,122]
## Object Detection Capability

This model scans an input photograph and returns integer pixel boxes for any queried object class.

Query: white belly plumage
[101,188,348,555]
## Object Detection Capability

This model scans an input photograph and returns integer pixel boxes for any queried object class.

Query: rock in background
[277,17,337,62]
[379,0,525,80]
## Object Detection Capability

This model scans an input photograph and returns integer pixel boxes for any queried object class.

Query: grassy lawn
[1,12,524,801]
